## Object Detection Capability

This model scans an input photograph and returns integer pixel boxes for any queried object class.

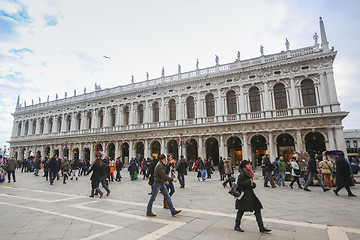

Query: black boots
[89,189,95,197]
[234,211,244,232]
[255,210,271,233]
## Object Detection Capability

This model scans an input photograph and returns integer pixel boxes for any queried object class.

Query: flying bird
[103,56,110,59]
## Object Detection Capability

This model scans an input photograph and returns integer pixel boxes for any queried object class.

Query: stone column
[290,78,299,115]
[70,113,77,131]
[263,81,271,117]
[160,98,166,126]
[43,117,49,134]
[129,104,134,127]
[268,132,276,161]
[319,73,330,110]
[198,136,204,159]
[144,139,149,158]
[196,92,202,124]
[144,101,149,124]
[239,85,246,114]
[104,107,110,127]
[28,119,34,135]
[129,140,133,159]
[35,118,41,134]
[91,110,97,129]
[90,142,94,163]
[115,141,120,158]
[242,133,249,161]
[216,89,223,122]
[80,111,87,130]
[61,114,67,132]
[178,96,183,126]
[219,135,225,158]
[79,143,83,160]
[116,106,122,126]
[52,117,58,133]
[295,130,304,152]
[161,138,166,155]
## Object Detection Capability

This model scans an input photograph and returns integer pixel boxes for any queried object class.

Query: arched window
[18,122,22,136]
[58,116,62,132]
[205,93,215,117]
[67,115,71,131]
[274,83,287,110]
[87,112,92,129]
[98,110,104,128]
[48,118,53,133]
[226,90,237,114]
[153,102,159,122]
[25,121,29,135]
[137,104,144,124]
[186,96,195,119]
[40,119,44,134]
[110,108,116,127]
[169,99,176,120]
[77,113,81,130]
[123,106,129,125]
[249,87,261,112]
[32,120,36,134]
[301,79,316,106]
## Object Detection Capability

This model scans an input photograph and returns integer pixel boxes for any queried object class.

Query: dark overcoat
[335,156,352,187]
[235,170,263,212]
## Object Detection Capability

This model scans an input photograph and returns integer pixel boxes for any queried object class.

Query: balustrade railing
[12,104,340,142]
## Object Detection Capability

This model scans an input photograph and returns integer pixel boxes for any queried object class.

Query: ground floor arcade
[11,125,346,166]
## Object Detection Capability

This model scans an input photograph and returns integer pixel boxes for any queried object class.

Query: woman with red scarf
[234,160,271,233]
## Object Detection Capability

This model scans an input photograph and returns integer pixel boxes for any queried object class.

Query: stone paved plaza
[0,169,359,240]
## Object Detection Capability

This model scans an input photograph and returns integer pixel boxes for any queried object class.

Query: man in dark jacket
[333,152,356,197]
[304,152,330,192]
[48,155,58,185]
[262,154,276,188]
[146,154,181,217]
[176,155,188,188]
[5,158,18,183]
[218,157,225,180]
[147,156,158,195]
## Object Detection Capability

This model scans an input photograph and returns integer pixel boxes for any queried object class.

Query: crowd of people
[0,149,358,234]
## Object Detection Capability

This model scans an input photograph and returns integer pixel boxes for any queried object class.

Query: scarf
[244,168,254,179]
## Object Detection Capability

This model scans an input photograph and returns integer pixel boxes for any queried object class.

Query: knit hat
[240,160,250,168]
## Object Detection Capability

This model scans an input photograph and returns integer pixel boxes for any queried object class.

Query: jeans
[177,173,185,187]
[304,172,326,190]
[277,172,286,186]
[147,182,175,214]
[49,170,57,184]
[116,170,122,181]
[166,180,175,197]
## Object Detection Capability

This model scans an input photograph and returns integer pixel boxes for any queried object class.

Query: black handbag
[228,183,241,198]
[294,168,301,175]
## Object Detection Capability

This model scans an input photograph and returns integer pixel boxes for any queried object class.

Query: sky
[1,0,360,153]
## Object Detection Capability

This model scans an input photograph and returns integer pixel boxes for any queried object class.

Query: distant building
[344,129,360,160]
[9,18,348,165]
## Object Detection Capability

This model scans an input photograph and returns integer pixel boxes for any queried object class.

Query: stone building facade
[9,18,348,165]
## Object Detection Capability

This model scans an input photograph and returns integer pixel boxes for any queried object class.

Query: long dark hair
[93,158,103,166]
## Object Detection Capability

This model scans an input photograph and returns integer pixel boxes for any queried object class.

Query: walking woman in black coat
[234,160,271,233]
[86,158,104,198]
[333,152,356,197]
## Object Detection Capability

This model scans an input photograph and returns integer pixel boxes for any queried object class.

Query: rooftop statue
[260,45,264,56]
[215,55,219,65]
[285,38,290,51]
[313,32,319,45]
[178,64,181,74]
[196,58,199,69]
